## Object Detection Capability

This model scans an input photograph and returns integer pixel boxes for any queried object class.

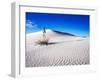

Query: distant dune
[25,29,89,67]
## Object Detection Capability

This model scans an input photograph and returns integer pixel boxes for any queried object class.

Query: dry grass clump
[36,38,49,45]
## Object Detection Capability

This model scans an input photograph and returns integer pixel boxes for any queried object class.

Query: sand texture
[25,29,89,67]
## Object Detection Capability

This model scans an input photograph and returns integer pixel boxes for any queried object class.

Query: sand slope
[26,29,89,67]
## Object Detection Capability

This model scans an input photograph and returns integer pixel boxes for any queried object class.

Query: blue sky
[26,12,90,37]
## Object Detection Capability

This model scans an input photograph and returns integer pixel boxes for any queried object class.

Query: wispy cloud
[26,20,38,29]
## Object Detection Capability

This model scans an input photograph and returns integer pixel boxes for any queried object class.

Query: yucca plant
[36,27,49,45]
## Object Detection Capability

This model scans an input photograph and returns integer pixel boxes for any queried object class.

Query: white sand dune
[25,29,89,67]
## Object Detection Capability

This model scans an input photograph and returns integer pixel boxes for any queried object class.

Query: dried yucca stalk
[36,27,49,45]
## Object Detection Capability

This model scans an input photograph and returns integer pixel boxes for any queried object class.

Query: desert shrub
[36,38,49,45]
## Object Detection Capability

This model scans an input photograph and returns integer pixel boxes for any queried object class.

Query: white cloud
[26,20,38,29]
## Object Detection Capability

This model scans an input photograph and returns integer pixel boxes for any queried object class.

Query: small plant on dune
[36,38,49,45]
[36,27,49,45]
